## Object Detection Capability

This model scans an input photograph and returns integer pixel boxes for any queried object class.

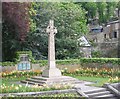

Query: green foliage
[97,2,107,24]
[80,2,118,24]
[63,67,120,78]
[2,2,119,61]
[91,51,101,58]
[84,2,97,19]
[1,51,120,67]
[25,2,88,60]
[1,71,41,78]
[107,2,117,20]
[80,58,120,65]
[56,59,79,65]
[0,62,15,66]
[2,2,36,62]
[32,60,47,66]
[69,75,110,87]
[1,81,72,93]
[15,51,34,63]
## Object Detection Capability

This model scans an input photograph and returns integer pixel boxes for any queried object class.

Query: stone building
[104,20,119,41]
[86,20,120,58]
[87,20,119,43]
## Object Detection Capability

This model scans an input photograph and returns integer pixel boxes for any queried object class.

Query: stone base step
[93,94,116,98]
[87,91,111,97]
[21,76,82,86]
[108,97,118,99]
[26,78,81,84]
[26,78,46,83]
[32,76,78,81]
[21,80,43,86]
[84,88,107,94]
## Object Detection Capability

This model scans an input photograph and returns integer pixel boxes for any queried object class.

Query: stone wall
[1,65,16,73]
[31,64,80,73]
[1,62,119,73]
[93,42,118,57]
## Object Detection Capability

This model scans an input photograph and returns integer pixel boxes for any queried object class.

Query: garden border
[0,88,87,98]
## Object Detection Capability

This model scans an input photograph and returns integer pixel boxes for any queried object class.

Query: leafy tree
[107,2,117,21]
[84,2,97,19]
[2,2,34,61]
[117,1,120,17]
[97,2,107,24]
[81,2,118,24]
[25,3,88,59]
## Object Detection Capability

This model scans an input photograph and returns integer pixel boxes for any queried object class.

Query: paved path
[74,81,103,92]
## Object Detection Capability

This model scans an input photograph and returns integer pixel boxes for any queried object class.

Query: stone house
[86,20,120,57]
[104,20,119,42]
[87,20,119,43]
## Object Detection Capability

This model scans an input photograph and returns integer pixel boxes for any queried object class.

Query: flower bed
[0,83,72,93]
[62,67,120,78]
[1,70,42,78]
[1,66,119,93]
[62,67,120,84]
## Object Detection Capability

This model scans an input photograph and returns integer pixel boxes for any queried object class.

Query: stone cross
[46,20,57,69]
[42,20,61,77]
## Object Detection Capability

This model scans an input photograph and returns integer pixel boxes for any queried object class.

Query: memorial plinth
[21,20,81,86]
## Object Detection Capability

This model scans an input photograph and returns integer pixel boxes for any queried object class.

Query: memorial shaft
[48,29,56,69]
[42,20,61,77]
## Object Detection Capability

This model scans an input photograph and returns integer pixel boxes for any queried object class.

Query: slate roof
[79,36,91,47]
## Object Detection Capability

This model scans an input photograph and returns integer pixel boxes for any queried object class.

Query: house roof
[107,20,120,25]
[78,36,91,47]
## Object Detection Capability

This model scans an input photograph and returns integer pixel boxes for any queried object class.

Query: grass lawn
[0,76,72,93]
[1,77,26,86]
[66,74,109,87]
[1,75,109,88]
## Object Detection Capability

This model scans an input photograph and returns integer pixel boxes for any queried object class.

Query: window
[114,31,117,38]
[104,34,106,39]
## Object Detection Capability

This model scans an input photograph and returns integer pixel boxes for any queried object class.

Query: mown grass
[1,75,109,88]
[65,74,109,87]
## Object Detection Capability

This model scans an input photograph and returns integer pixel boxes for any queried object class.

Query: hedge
[80,58,120,65]
[0,51,120,66]
[15,51,34,63]
[0,62,15,66]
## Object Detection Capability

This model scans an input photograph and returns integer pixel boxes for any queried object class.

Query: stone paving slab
[73,81,102,92]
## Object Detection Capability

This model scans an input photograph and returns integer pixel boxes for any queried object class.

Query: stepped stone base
[42,68,62,78]
[21,76,82,86]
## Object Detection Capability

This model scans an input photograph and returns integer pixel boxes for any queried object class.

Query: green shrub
[80,58,120,65]
[1,51,120,67]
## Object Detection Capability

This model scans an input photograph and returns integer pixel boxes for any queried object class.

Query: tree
[97,2,107,24]
[84,2,97,19]
[107,2,117,21]
[25,2,88,59]
[2,2,33,61]
[117,1,120,17]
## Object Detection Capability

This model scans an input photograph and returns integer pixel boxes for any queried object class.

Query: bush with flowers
[0,83,72,93]
[108,76,120,83]
[62,67,119,77]
[62,67,120,83]
[1,70,42,78]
